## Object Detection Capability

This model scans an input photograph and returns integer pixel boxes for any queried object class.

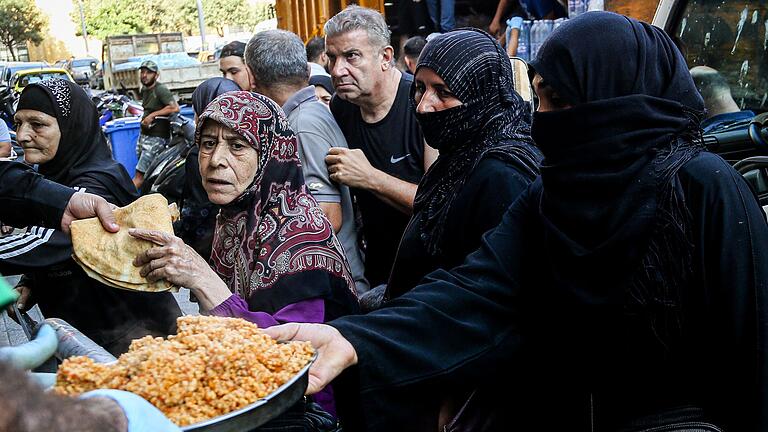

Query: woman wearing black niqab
[273,13,768,432]
[1,79,181,355]
[386,29,541,297]
[353,28,542,430]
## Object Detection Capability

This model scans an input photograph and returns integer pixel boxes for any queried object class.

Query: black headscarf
[17,79,136,205]
[412,28,542,255]
[529,12,705,312]
[191,77,240,116]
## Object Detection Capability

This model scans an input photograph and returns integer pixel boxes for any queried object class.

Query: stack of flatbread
[71,194,179,292]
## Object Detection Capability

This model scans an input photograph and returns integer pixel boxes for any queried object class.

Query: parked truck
[102,32,219,103]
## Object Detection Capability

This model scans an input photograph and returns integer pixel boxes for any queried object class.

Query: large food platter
[180,352,316,432]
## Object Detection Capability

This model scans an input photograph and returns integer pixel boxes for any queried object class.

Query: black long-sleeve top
[332,152,768,430]
[0,171,181,355]
[0,162,73,228]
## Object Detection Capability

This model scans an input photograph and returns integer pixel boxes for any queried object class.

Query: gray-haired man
[245,29,369,295]
[322,6,437,288]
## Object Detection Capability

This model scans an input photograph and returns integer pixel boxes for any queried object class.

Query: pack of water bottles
[506,0,603,62]
[507,18,567,61]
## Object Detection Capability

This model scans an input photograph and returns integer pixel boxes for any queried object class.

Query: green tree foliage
[75,0,275,39]
[0,0,48,60]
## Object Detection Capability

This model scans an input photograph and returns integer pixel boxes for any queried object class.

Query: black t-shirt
[330,74,424,286]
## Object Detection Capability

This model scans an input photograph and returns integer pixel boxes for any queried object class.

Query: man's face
[326,30,385,103]
[140,69,157,87]
[219,56,252,91]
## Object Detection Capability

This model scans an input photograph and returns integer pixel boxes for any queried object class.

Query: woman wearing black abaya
[362,29,541,430]
[386,29,541,298]
[1,79,181,355]
[267,12,768,431]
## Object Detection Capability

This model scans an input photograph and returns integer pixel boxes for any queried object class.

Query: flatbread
[71,194,180,292]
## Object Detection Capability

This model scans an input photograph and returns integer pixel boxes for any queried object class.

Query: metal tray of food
[181,352,316,432]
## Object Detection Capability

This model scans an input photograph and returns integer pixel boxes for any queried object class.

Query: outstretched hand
[129,228,231,310]
[61,192,119,234]
[264,323,358,395]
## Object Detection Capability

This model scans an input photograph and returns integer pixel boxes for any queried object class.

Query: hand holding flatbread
[130,228,234,311]
[70,194,180,292]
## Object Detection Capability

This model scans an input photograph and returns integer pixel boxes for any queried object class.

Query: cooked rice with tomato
[54,315,314,426]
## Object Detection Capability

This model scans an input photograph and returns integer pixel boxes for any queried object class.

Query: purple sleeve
[207,294,336,417]
[207,294,326,327]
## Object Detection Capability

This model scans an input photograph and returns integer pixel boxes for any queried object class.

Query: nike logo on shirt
[390,154,410,164]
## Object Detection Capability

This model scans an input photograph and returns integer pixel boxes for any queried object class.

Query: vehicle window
[72,59,93,67]
[17,72,71,88]
[674,1,767,113]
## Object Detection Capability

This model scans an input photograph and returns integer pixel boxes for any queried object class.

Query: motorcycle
[138,113,196,205]
[92,92,143,126]
[0,84,18,130]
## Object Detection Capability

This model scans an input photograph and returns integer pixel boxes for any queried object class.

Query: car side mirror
[509,57,534,111]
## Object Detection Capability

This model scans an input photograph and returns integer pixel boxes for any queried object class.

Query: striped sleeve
[0,225,73,275]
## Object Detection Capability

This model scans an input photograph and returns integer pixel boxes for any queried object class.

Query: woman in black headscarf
[175,77,240,258]
[384,29,541,299]
[2,79,181,355]
[266,12,768,432]
[356,28,541,429]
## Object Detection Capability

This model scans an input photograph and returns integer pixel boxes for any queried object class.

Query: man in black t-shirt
[323,6,438,287]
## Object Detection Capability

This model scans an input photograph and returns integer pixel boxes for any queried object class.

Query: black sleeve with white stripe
[0,225,73,275]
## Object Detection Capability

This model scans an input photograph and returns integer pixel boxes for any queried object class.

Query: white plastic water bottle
[588,0,604,11]
[568,0,578,17]
[518,20,532,61]
[530,21,541,59]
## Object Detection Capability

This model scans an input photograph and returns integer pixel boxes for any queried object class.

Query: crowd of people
[0,6,766,432]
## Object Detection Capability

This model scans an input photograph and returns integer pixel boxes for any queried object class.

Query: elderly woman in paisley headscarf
[0,79,181,355]
[130,90,360,415]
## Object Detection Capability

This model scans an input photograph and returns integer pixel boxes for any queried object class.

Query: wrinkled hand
[264,323,358,395]
[61,192,119,234]
[325,147,378,189]
[129,228,231,310]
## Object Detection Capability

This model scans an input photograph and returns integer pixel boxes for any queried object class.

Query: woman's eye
[202,141,216,150]
[230,142,246,151]
[438,89,454,99]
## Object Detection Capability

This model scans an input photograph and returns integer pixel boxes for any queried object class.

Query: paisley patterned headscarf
[199,91,357,311]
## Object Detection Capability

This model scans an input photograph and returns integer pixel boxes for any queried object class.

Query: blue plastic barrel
[103,117,141,177]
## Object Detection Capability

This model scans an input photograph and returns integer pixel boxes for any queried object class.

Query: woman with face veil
[267,12,768,431]
[0,79,181,355]
[385,28,541,299]
[358,29,542,429]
